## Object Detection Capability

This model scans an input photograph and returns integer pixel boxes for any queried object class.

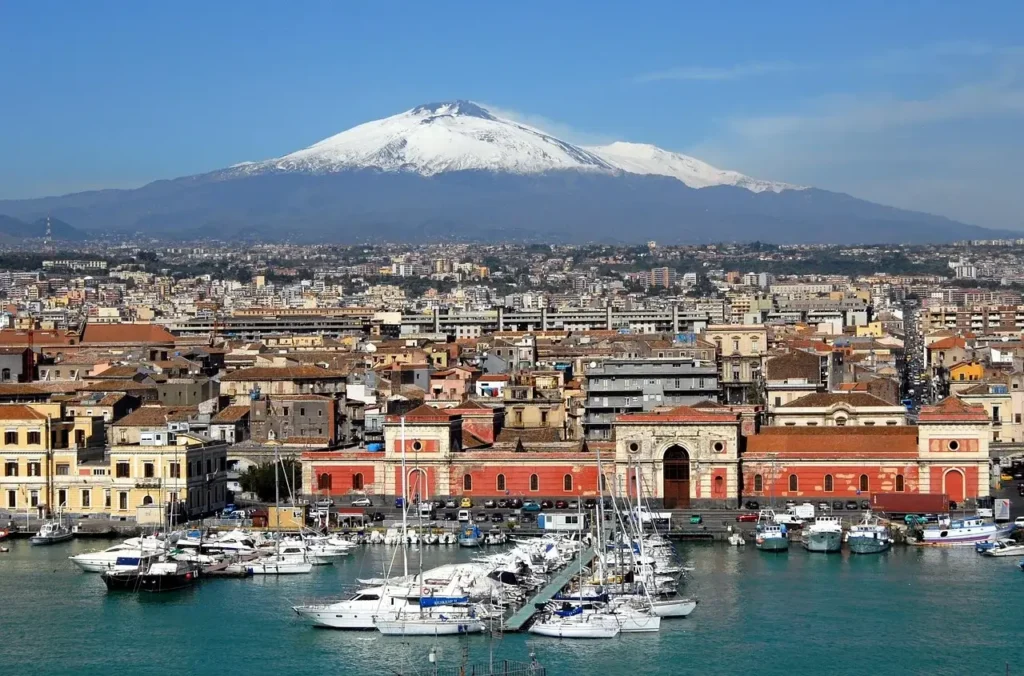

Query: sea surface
[1,538,1022,676]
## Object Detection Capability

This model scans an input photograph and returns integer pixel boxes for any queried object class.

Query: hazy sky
[1,1,1022,230]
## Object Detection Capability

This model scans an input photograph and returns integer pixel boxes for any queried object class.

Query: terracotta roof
[80,323,175,345]
[212,405,250,423]
[746,426,918,456]
[616,405,739,423]
[766,350,821,382]
[691,400,728,409]
[82,380,158,392]
[478,374,510,382]
[281,436,330,446]
[0,383,46,396]
[267,394,331,401]
[0,329,76,347]
[918,396,990,422]
[220,366,348,381]
[0,404,48,421]
[448,398,492,412]
[495,427,563,443]
[461,428,492,449]
[836,382,869,391]
[928,336,967,351]
[113,405,197,427]
[386,403,454,423]
[91,365,146,379]
[781,392,897,408]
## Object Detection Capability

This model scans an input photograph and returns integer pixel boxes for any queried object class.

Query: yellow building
[949,361,985,383]
[855,321,885,338]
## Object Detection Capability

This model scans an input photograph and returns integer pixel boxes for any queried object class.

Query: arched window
[753,474,763,492]
[563,474,573,492]
[352,473,363,490]
[859,474,869,492]
[496,474,506,491]
[529,474,539,492]
[463,474,473,491]
[895,474,905,492]
[788,474,798,492]
[835,417,847,427]
[600,474,607,491]
[318,473,332,491]
[142,495,153,505]
[824,474,833,492]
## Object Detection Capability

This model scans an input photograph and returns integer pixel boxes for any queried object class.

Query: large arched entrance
[406,468,429,503]
[663,446,690,509]
[942,468,966,503]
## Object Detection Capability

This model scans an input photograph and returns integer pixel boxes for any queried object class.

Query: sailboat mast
[400,414,408,578]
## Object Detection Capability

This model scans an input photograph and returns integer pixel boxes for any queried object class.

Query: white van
[457,509,471,523]
[419,503,435,519]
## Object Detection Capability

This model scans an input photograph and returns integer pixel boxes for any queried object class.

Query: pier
[504,547,596,632]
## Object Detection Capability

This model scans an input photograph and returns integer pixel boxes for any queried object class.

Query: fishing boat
[102,558,199,593]
[754,510,789,552]
[847,513,893,555]
[979,538,1024,558]
[29,519,73,545]
[458,524,482,547]
[801,515,844,553]
[919,516,1014,546]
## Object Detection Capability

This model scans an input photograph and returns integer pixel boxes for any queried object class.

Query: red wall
[743,465,922,499]
[313,465,376,495]
[449,464,601,497]
[393,438,440,453]
[928,465,977,501]
[395,466,438,501]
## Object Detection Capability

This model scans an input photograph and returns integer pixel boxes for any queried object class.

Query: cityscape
[2,3,1023,676]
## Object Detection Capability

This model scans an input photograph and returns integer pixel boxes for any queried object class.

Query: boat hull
[802,531,842,553]
[101,570,197,593]
[848,537,892,555]
[237,561,313,575]
[376,619,486,635]
[650,598,698,618]
[457,537,481,547]
[30,533,74,546]
[755,536,789,552]
[529,621,620,639]
[293,606,384,630]
[921,523,1014,546]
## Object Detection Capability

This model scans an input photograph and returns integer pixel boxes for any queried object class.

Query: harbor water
[1,539,1023,675]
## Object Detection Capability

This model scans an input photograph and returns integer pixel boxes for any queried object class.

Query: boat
[979,538,1024,558]
[375,596,488,635]
[232,554,313,575]
[649,596,698,618]
[29,519,74,545]
[70,541,164,572]
[847,513,893,555]
[1018,559,1024,572]
[919,516,1015,546]
[754,510,789,552]
[0,528,9,541]
[727,531,746,546]
[801,515,844,553]
[458,524,482,547]
[102,558,199,593]
[528,607,621,638]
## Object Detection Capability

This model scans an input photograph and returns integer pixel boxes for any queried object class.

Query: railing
[135,478,161,489]
[408,660,545,676]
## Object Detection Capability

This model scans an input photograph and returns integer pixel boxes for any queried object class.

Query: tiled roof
[386,403,454,422]
[82,380,158,392]
[114,405,197,427]
[781,392,896,408]
[928,336,967,351]
[918,396,990,422]
[220,366,348,381]
[495,427,563,443]
[746,426,918,456]
[80,323,175,344]
[449,398,492,412]
[281,436,330,446]
[0,404,48,421]
[616,405,739,423]
[91,365,146,379]
[766,350,821,382]
[212,405,250,423]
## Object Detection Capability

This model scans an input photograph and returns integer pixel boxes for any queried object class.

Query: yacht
[293,585,488,630]
[847,513,893,555]
[375,596,488,635]
[458,524,482,547]
[231,552,313,575]
[754,510,789,552]
[29,520,74,545]
[801,515,844,553]
[979,538,1024,558]
[102,558,199,593]
[528,607,621,638]
[70,541,163,572]
[920,516,1014,546]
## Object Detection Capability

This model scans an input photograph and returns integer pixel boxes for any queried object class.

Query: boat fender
[422,587,432,597]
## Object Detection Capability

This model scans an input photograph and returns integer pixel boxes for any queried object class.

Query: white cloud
[635,61,805,83]
[478,102,617,146]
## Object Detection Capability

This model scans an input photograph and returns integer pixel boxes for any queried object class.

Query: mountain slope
[0,101,1003,244]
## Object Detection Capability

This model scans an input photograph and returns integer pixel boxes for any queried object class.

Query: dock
[504,547,596,632]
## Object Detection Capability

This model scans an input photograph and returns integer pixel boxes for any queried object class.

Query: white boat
[30,520,74,545]
[70,541,163,572]
[649,597,698,618]
[979,538,1024,558]
[801,516,844,553]
[233,554,313,575]
[376,616,487,635]
[728,532,746,546]
[754,510,789,552]
[529,609,621,638]
[921,516,1015,546]
[847,513,893,555]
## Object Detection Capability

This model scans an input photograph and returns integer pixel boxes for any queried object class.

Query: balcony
[135,477,162,489]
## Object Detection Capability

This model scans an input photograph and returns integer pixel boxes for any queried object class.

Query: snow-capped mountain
[232,100,791,194]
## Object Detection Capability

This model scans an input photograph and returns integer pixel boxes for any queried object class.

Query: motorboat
[458,525,482,547]
[528,607,621,638]
[29,520,73,545]
[70,541,163,572]
[375,596,488,635]
[801,515,844,553]
[232,554,313,575]
[847,513,893,555]
[102,558,199,593]
[979,538,1024,558]
[754,510,789,552]
[920,516,1014,546]
[293,585,490,630]
[728,532,746,546]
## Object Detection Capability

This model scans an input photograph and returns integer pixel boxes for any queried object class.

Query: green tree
[239,460,303,502]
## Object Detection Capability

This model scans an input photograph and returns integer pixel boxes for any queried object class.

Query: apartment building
[701,325,768,404]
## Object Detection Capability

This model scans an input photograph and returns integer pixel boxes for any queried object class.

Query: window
[56,463,70,476]
[206,459,212,474]
[713,441,725,453]
[864,421,876,426]
[300,407,305,416]
[0,368,9,382]
[283,407,289,416]
[1017,414,1022,424]
[81,490,91,508]
[219,457,226,472]
[788,474,798,492]
[993,406,1001,422]
[318,409,322,417]
[859,474,869,492]
[600,474,607,491]
[27,431,40,445]
[753,474,763,492]
[4,461,17,477]
[30,490,39,507]
[496,474,506,491]
[318,473,332,491]
[563,474,573,492]
[6,490,15,508]
[4,431,16,444]
[514,409,523,426]
[774,396,781,407]
[947,440,960,451]
[93,468,106,476]
[118,492,128,510]
[835,418,847,427]
[57,489,67,507]
[412,441,423,452]
[895,474,905,492]
[824,474,833,492]
[104,490,111,508]
[352,473,364,490]
[530,474,539,492]
[116,462,130,478]
[144,462,155,478]
[540,410,548,425]
[27,462,40,477]
[169,462,181,479]
[463,474,472,491]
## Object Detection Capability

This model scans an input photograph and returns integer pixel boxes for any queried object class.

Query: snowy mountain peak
[230,101,798,193]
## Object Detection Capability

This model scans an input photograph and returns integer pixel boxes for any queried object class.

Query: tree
[239,459,303,502]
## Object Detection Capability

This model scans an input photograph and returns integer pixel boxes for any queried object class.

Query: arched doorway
[406,468,429,503]
[663,446,690,509]
[942,468,966,503]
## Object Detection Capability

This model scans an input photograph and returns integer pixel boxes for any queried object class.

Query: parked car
[316,498,334,508]
[458,510,471,522]
[460,498,473,508]
[443,511,457,521]
[845,501,859,511]
[490,513,504,523]
[831,500,844,511]
[584,498,597,508]
[483,499,496,509]
[785,501,796,509]
[1014,516,1024,527]
[350,497,373,507]
[743,500,760,510]
[1000,472,1014,482]
[445,500,457,509]
[497,499,509,508]
[394,498,405,509]
[602,499,613,510]
[506,514,519,523]
[904,514,927,526]
[519,513,535,523]
[521,500,542,512]
[860,500,871,510]
[817,502,829,512]
[433,500,445,510]
[736,513,758,523]
[371,512,386,522]
[555,500,568,509]
[474,512,488,523]
[689,514,703,525]
[541,500,554,509]
[568,500,579,509]
[509,498,523,509]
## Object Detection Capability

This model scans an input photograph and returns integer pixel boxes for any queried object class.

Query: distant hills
[0,100,1012,244]
[0,214,86,242]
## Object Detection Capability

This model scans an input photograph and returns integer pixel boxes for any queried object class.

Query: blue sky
[1,1,1022,229]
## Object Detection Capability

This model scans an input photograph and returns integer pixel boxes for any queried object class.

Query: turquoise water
[1,539,1022,675]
